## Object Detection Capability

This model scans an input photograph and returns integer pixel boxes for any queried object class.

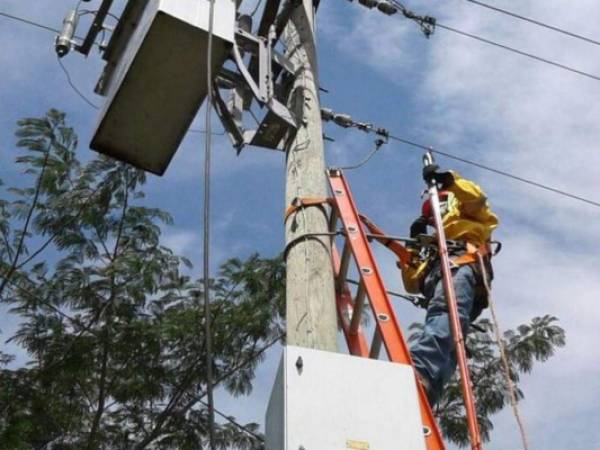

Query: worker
[404,164,499,406]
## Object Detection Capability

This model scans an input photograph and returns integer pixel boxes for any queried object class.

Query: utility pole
[284,0,338,352]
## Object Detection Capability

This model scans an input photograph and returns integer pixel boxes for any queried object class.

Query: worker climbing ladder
[326,168,446,450]
[284,166,487,450]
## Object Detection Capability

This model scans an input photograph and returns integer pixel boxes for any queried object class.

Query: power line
[465,0,600,47]
[387,134,600,208]
[0,9,92,44]
[249,0,264,18]
[435,23,600,83]
[321,108,600,208]
[381,0,600,83]
[0,10,60,34]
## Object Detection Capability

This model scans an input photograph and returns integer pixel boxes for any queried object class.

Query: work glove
[410,216,428,238]
[422,164,454,188]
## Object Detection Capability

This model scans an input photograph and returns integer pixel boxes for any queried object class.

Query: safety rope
[476,253,531,450]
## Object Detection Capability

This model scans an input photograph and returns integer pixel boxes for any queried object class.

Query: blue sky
[1,0,600,449]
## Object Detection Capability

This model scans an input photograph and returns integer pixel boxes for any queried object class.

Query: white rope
[477,254,531,450]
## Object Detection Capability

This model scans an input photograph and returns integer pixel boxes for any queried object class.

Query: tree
[0,110,284,449]
[409,315,566,447]
[0,110,566,449]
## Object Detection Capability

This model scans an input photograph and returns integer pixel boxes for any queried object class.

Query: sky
[1,0,600,449]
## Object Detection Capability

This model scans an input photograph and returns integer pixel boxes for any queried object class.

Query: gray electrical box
[266,346,427,450]
[91,0,236,175]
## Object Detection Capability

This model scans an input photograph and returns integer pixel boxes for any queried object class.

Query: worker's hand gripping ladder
[422,152,484,450]
[326,169,446,450]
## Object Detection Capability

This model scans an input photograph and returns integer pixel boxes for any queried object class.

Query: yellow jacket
[401,172,499,293]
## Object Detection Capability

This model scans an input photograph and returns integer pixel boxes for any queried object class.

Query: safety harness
[284,196,500,298]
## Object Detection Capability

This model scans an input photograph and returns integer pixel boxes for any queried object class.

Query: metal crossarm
[327,169,446,450]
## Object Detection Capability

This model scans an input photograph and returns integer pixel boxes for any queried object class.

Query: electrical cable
[435,23,600,83]
[323,108,600,208]
[0,10,61,34]
[56,57,100,109]
[387,133,600,208]
[0,9,93,45]
[202,0,217,448]
[337,138,386,171]
[383,0,600,83]
[249,0,264,18]
[465,0,600,47]
[387,0,436,38]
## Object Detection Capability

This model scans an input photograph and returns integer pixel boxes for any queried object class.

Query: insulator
[55,9,78,57]
[376,127,390,138]
[321,108,335,121]
[358,0,379,9]
[333,114,354,128]
[377,1,399,15]
[355,122,373,132]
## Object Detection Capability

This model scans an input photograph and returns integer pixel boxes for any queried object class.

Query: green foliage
[0,110,566,450]
[410,315,566,447]
[0,111,283,449]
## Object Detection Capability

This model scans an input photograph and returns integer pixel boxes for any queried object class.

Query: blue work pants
[410,263,482,406]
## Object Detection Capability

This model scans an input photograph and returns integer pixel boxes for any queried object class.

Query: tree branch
[86,329,110,449]
[13,184,103,272]
[112,168,129,261]
[0,138,53,298]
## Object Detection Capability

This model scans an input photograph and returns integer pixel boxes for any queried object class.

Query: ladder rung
[349,281,366,334]
[335,240,352,293]
[369,329,382,359]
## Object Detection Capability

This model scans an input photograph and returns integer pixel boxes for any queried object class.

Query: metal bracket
[215,25,298,152]
[78,0,115,56]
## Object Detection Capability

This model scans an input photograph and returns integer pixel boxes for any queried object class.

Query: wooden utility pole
[284,0,338,352]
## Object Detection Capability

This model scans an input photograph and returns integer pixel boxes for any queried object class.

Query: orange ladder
[327,168,446,450]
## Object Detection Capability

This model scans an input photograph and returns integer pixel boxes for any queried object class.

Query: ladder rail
[328,169,446,450]
[423,153,483,450]
[332,245,370,356]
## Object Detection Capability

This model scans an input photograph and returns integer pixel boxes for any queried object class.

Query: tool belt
[450,242,492,271]
[447,242,496,310]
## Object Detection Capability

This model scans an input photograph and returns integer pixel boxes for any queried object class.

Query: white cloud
[320,1,600,447]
